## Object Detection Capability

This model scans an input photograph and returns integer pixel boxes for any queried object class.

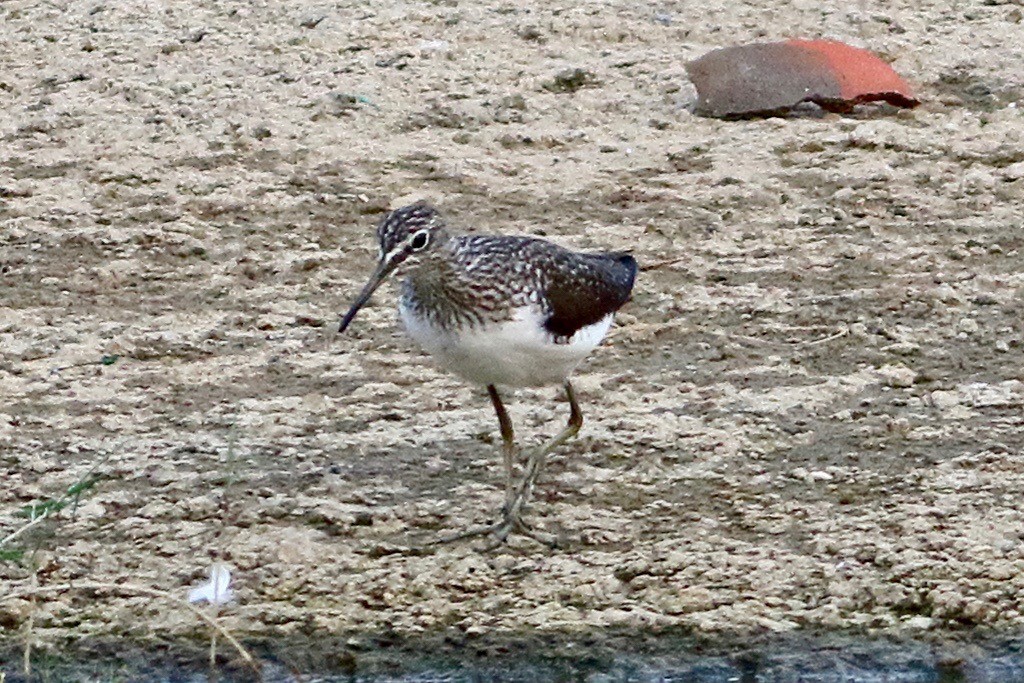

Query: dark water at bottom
[4,631,1024,682]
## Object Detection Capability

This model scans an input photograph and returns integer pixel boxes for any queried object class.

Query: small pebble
[517,25,543,41]
[542,67,599,93]
[958,318,980,334]
[299,14,325,28]
[904,615,934,630]
[877,363,917,388]
[418,39,450,53]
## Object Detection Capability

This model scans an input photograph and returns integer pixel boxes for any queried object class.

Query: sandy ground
[2,0,1024,677]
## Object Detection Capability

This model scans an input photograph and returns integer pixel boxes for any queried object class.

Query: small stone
[418,39,450,53]
[322,92,361,117]
[517,25,544,41]
[958,318,980,334]
[877,363,917,388]
[933,284,962,303]
[299,14,325,29]
[542,67,599,93]
[353,511,373,526]
[883,341,920,356]
[0,600,32,628]
[995,340,1009,353]
[492,94,527,123]
[498,94,527,111]
[375,52,412,69]
[904,615,934,630]
[849,322,869,338]
[930,390,960,410]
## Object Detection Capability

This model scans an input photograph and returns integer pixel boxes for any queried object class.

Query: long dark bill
[338,257,399,333]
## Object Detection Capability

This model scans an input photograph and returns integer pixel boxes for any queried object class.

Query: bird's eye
[409,230,430,251]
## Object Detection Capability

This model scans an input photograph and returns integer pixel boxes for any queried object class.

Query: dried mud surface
[2,0,1024,678]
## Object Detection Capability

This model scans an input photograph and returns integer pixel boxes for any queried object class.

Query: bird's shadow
[329,436,589,554]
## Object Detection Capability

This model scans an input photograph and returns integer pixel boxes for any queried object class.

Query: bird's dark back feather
[542,251,637,338]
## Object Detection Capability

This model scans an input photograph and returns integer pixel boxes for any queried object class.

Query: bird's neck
[402,239,496,328]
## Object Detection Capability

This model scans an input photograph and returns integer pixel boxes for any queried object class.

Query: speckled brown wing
[541,249,637,338]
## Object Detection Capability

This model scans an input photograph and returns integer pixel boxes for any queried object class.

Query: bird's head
[339,202,448,333]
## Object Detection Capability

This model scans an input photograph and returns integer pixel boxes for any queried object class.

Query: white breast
[399,304,613,388]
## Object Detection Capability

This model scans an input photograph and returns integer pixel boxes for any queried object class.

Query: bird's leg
[422,382,582,551]
[481,381,583,550]
[419,385,519,547]
[487,384,518,507]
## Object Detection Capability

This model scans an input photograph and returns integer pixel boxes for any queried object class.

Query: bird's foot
[479,513,559,551]
[422,510,560,551]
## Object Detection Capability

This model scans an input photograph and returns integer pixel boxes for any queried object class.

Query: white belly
[399,304,613,388]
